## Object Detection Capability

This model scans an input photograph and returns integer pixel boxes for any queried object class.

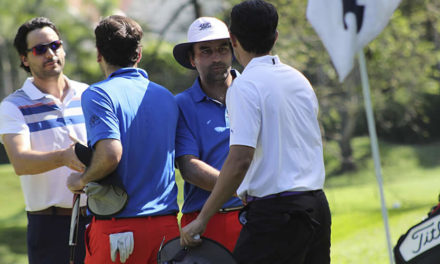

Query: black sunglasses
[26,40,63,56]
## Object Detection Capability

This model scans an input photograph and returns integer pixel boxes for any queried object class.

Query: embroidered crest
[89,114,100,128]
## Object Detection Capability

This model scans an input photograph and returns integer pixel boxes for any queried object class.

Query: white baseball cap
[173,17,230,69]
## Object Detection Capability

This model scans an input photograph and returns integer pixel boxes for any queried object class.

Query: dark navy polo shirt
[175,71,243,213]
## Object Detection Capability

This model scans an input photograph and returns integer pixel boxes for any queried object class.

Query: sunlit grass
[0,137,439,263]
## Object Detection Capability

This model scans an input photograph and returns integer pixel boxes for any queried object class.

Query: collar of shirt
[109,67,149,80]
[188,69,240,104]
[21,76,76,104]
[243,55,280,74]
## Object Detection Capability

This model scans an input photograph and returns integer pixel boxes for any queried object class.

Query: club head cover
[74,142,92,166]
[84,182,128,216]
[157,236,237,264]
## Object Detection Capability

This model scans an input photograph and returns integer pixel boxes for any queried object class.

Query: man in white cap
[173,17,243,252]
[181,1,331,263]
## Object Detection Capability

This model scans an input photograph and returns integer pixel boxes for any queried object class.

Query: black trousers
[233,190,331,264]
[27,213,90,264]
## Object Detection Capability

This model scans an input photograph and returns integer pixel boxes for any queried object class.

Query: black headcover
[157,237,237,264]
[74,142,92,166]
[74,142,121,186]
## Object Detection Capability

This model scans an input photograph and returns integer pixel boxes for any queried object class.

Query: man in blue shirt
[67,15,180,264]
[173,17,243,252]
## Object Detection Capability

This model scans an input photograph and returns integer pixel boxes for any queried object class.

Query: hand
[67,172,85,193]
[110,232,134,263]
[62,143,86,172]
[180,217,206,247]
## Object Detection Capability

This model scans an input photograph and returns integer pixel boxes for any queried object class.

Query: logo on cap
[199,22,212,31]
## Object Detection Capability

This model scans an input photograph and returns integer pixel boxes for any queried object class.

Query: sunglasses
[26,40,63,56]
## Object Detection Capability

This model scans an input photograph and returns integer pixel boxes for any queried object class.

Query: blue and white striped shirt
[0,77,88,211]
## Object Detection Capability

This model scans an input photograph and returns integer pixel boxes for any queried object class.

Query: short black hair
[229,0,278,55]
[95,15,143,68]
[13,17,61,73]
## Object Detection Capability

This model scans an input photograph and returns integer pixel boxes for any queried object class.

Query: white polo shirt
[226,55,325,199]
[0,77,88,211]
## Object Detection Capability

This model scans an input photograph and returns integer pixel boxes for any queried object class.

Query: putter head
[157,236,237,264]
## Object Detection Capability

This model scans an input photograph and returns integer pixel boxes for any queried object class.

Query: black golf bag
[394,197,440,263]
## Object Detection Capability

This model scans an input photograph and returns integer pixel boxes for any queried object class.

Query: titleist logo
[399,214,440,261]
[410,220,440,253]
[199,22,212,30]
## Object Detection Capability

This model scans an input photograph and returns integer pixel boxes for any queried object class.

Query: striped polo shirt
[0,77,88,211]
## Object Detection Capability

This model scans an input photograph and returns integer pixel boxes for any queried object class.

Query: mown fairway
[1,137,439,263]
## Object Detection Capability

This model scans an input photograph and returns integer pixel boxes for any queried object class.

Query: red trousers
[180,210,242,252]
[84,215,179,264]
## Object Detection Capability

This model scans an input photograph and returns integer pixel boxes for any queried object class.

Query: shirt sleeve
[0,101,29,144]
[226,79,261,148]
[81,87,120,148]
[175,100,199,158]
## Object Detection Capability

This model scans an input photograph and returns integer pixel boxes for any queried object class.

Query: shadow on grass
[389,204,432,216]
[414,141,440,168]
[0,208,27,258]
[0,225,27,254]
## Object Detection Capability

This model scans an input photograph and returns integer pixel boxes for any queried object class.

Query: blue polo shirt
[81,68,179,217]
[175,71,243,213]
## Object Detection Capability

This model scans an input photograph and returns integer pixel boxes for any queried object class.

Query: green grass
[325,137,440,263]
[1,137,440,263]
[0,165,27,264]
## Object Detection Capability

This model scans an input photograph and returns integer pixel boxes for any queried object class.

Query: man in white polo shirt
[0,17,88,264]
[180,1,331,263]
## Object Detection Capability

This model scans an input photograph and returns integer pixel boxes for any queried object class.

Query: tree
[223,0,440,174]
[271,0,362,173]
[0,0,119,163]
[366,0,440,143]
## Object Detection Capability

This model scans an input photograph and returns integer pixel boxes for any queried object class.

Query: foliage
[138,39,197,95]
[0,0,121,93]
[367,1,440,143]
[221,0,440,172]
[0,0,439,172]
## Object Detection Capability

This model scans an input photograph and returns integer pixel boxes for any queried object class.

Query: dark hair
[95,15,143,68]
[229,0,278,55]
[13,17,61,73]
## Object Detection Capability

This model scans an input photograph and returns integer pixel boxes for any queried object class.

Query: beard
[37,57,64,78]
[205,62,230,84]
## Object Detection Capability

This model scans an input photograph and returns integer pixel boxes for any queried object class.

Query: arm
[67,138,122,192]
[180,145,254,246]
[176,155,220,191]
[2,133,85,175]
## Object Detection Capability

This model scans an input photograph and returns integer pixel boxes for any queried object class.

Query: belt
[28,206,87,217]
[184,206,244,215]
[246,190,318,203]
[94,212,178,221]
[218,206,244,213]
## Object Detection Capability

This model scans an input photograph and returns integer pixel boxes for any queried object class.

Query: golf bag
[394,197,440,263]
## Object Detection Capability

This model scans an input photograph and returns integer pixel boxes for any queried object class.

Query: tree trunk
[191,0,202,19]
[337,66,361,173]
[0,37,14,100]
